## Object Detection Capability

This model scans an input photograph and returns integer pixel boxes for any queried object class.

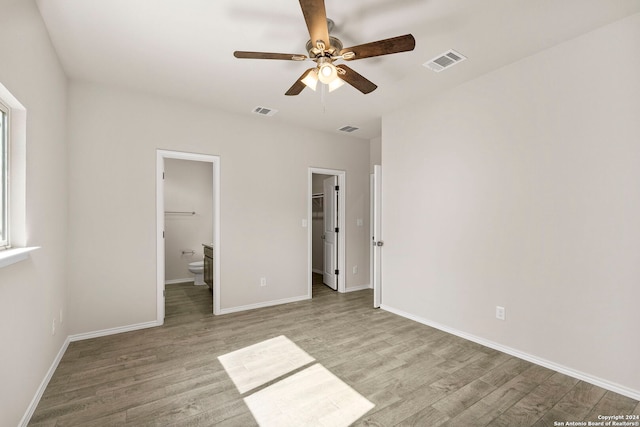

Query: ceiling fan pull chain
[320,83,326,109]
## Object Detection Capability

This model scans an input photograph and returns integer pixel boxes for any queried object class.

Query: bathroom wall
[164,158,213,283]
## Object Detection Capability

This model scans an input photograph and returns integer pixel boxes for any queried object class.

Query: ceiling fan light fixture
[318,62,338,84]
[301,69,319,91]
[328,77,345,92]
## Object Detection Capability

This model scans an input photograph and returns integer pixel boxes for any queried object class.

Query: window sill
[0,246,40,269]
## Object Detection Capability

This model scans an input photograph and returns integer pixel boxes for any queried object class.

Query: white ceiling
[36,0,640,139]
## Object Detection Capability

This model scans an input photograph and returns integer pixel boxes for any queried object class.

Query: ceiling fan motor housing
[306,36,343,58]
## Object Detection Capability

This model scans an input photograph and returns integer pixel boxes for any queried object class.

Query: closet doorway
[308,168,346,297]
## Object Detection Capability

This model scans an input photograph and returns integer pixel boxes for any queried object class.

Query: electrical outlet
[353,265,358,274]
[260,277,267,287]
[496,306,505,321]
[356,218,363,227]
[52,318,56,335]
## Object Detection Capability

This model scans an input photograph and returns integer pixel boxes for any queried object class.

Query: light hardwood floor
[29,277,639,426]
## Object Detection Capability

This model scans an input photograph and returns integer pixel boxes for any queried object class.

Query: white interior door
[323,176,338,290]
[372,165,382,308]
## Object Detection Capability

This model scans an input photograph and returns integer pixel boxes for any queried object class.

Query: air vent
[252,106,278,117]
[338,125,359,133]
[423,49,467,72]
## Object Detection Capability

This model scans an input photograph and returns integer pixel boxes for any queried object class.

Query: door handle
[373,241,384,247]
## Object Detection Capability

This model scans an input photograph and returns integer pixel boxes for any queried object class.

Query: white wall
[0,1,68,425]
[382,13,640,396]
[370,136,381,171]
[164,158,213,282]
[66,81,371,334]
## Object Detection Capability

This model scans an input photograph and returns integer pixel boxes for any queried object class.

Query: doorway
[156,150,221,324]
[308,168,346,297]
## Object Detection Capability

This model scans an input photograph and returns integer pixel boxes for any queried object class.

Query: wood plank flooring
[29,277,639,426]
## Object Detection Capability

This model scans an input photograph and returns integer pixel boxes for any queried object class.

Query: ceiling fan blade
[234,51,307,61]
[340,34,416,60]
[299,0,330,50]
[335,65,377,94]
[285,68,316,96]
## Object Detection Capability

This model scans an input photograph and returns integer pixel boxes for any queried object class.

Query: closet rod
[165,211,196,215]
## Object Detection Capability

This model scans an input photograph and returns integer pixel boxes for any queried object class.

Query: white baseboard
[69,320,161,342]
[165,278,194,285]
[219,295,310,315]
[19,336,70,427]
[312,268,323,275]
[381,304,640,401]
[21,320,161,425]
[345,284,372,292]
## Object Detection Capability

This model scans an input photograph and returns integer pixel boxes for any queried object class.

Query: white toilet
[188,260,205,286]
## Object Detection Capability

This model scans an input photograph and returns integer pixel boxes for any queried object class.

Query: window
[0,83,34,267]
[0,100,8,248]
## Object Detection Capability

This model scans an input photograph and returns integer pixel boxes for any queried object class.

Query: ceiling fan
[233,0,416,96]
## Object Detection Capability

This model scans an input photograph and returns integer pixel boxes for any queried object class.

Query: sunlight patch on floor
[218,335,315,394]
[244,363,375,427]
[219,335,374,426]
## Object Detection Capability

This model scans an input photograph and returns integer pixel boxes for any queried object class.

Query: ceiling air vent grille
[252,106,278,117]
[423,49,467,72]
[338,125,359,133]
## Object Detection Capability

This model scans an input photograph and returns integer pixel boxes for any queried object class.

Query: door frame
[156,149,221,323]
[308,168,346,296]
[371,165,382,308]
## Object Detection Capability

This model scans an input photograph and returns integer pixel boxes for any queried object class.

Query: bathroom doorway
[163,158,212,320]
[308,168,346,297]
[156,150,221,323]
